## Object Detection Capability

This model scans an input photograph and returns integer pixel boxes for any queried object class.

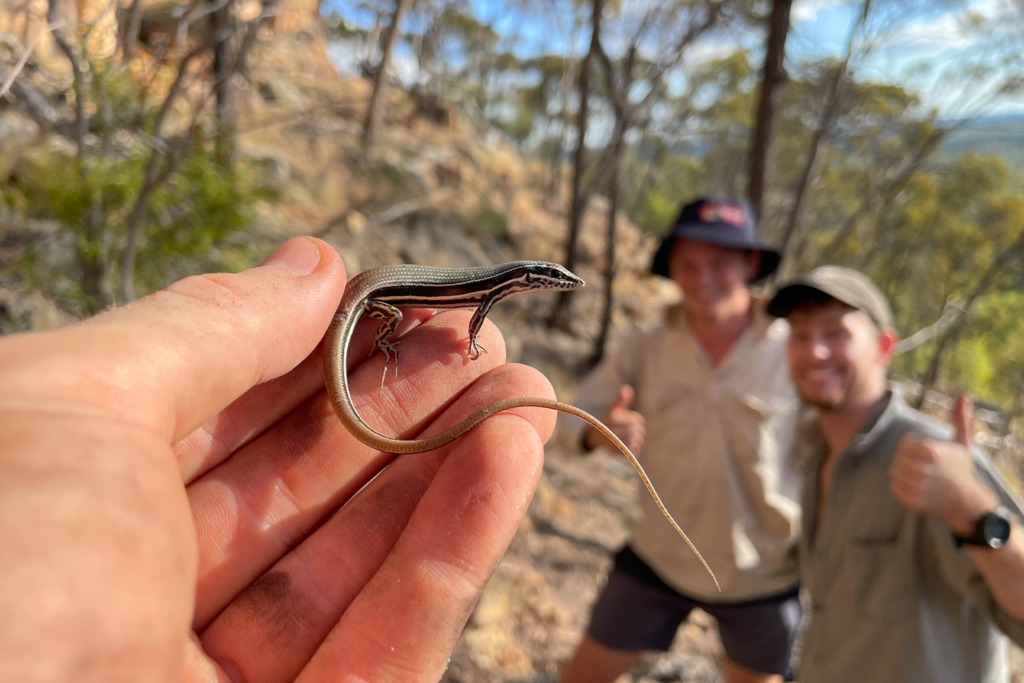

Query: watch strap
[953,506,1012,548]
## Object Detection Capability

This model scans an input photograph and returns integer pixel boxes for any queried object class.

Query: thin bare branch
[317,187,457,236]
[0,23,58,100]
[46,12,86,158]
[776,0,872,276]
[0,71,64,126]
[894,298,968,354]
[150,33,218,137]
[914,225,1024,407]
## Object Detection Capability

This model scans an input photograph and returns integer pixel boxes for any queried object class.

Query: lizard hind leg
[376,339,399,395]
[377,340,401,396]
[364,299,403,396]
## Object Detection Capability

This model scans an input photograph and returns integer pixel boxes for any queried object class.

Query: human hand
[584,385,646,454]
[0,237,556,683]
[888,395,998,535]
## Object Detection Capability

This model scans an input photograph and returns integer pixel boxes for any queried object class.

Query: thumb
[952,394,973,448]
[610,385,635,412]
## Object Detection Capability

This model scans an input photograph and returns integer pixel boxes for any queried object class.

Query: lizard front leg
[466,297,496,361]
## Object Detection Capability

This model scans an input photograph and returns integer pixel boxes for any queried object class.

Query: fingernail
[263,237,321,275]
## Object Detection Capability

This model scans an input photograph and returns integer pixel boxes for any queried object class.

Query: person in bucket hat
[768,266,1024,683]
[650,198,782,283]
[560,198,800,683]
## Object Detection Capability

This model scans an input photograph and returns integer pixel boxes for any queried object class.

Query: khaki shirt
[562,304,801,602]
[798,390,1024,683]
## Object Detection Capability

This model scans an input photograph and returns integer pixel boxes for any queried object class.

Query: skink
[324,261,717,589]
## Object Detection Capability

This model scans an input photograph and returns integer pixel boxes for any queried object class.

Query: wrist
[953,505,1014,549]
[946,484,1001,537]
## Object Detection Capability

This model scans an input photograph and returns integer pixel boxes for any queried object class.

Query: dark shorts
[587,546,802,677]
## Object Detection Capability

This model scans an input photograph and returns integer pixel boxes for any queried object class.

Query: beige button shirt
[563,304,801,602]
[798,390,1024,683]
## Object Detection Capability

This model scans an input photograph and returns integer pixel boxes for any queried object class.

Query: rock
[345,211,367,235]
[0,112,40,177]
[0,286,75,332]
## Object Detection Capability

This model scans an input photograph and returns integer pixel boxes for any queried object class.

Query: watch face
[983,512,1012,549]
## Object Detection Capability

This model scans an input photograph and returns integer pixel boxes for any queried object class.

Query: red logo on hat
[698,202,745,228]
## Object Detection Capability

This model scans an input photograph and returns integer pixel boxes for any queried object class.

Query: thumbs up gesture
[583,385,647,454]
[889,395,999,535]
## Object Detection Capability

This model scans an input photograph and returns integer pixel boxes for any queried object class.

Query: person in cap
[768,265,1024,683]
[560,198,802,683]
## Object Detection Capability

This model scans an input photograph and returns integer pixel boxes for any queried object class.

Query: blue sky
[328,0,1024,117]
[790,0,1024,115]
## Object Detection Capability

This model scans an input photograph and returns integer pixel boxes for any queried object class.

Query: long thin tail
[439,397,720,590]
[335,391,720,591]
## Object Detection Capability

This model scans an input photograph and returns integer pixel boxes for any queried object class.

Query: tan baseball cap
[767,266,894,331]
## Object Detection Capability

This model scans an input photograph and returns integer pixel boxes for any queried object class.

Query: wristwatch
[954,506,1013,549]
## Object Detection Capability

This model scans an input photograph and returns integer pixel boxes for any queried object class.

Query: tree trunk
[549,55,577,199]
[121,152,173,302]
[362,0,409,148]
[80,251,111,314]
[548,0,603,328]
[584,34,630,369]
[120,0,144,65]
[747,0,792,220]
[48,0,112,309]
[586,109,624,371]
[211,0,236,167]
[914,326,961,410]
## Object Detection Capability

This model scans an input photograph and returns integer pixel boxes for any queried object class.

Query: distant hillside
[941,114,1024,169]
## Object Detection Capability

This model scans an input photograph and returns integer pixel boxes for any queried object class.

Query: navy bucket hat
[650,198,782,282]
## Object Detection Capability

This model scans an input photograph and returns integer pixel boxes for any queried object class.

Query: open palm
[0,238,554,683]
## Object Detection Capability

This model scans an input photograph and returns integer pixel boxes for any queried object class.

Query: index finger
[0,237,347,444]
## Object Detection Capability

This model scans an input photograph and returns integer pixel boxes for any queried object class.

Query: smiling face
[786,298,896,412]
[668,239,760,322]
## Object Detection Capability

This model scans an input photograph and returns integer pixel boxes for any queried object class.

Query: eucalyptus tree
[4,0,274,312]
[363,0,409,146]
[551,0,729,343]
[747,0,792,219]
[586,0,727,365]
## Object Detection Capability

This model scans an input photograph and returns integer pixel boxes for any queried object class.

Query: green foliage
[0,37,279,321]
[639,191,680,234]
[132,147,276,296]
[468,206,509,240]
[7,137,273,315]
[624,151,706,234]
[830,149,1024,416]
[937,292,1024,416]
